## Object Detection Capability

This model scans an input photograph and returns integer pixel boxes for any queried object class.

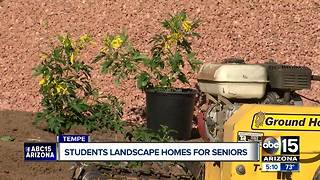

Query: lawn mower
[196,59,320,179]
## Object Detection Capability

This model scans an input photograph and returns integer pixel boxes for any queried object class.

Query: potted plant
[94,11,202,139]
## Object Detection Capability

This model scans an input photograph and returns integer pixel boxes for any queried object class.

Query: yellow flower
[39,76,50,86]
[165,33,182,49]
[167,33,182,42]
[111,35,123,49]
[78,34,91,49]
[182,20,192,32]
[79,34,90,43]
[56,83,68,95]
[70,53,75,65]
[56,85,61,93]
[164,42,171,50]
[39,78,46,86]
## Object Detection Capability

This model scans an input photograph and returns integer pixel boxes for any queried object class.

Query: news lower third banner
[59,142,259,161]
[24,135,259,161]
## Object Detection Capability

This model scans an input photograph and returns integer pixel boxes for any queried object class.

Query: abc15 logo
[262,136,300,156]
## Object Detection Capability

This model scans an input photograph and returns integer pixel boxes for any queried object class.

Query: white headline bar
[58,142,259,161]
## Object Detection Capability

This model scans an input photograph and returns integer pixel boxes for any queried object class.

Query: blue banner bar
[24,143,57,161]
[57,135,89,143]
[280,163,300,172]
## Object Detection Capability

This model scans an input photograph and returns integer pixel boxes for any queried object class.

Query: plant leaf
[70,101,89,113]
[177,72,188,84]
[0,135,15,142]
[136,72,150,90]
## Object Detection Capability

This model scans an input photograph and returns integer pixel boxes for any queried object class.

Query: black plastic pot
[145,88,197,140]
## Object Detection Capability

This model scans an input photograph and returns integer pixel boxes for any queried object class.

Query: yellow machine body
[205,104,320,180]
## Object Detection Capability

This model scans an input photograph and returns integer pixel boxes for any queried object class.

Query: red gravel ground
[1,0,320,179]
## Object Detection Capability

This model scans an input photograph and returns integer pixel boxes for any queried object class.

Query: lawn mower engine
[195,59,320,179]
[197,59,312,142]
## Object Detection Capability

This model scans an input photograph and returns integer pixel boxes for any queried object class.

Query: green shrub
[127,125,177,142]
[33,34,123,134]
[94,11,202,90]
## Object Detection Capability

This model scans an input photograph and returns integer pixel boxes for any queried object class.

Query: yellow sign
[251,112,320,130]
